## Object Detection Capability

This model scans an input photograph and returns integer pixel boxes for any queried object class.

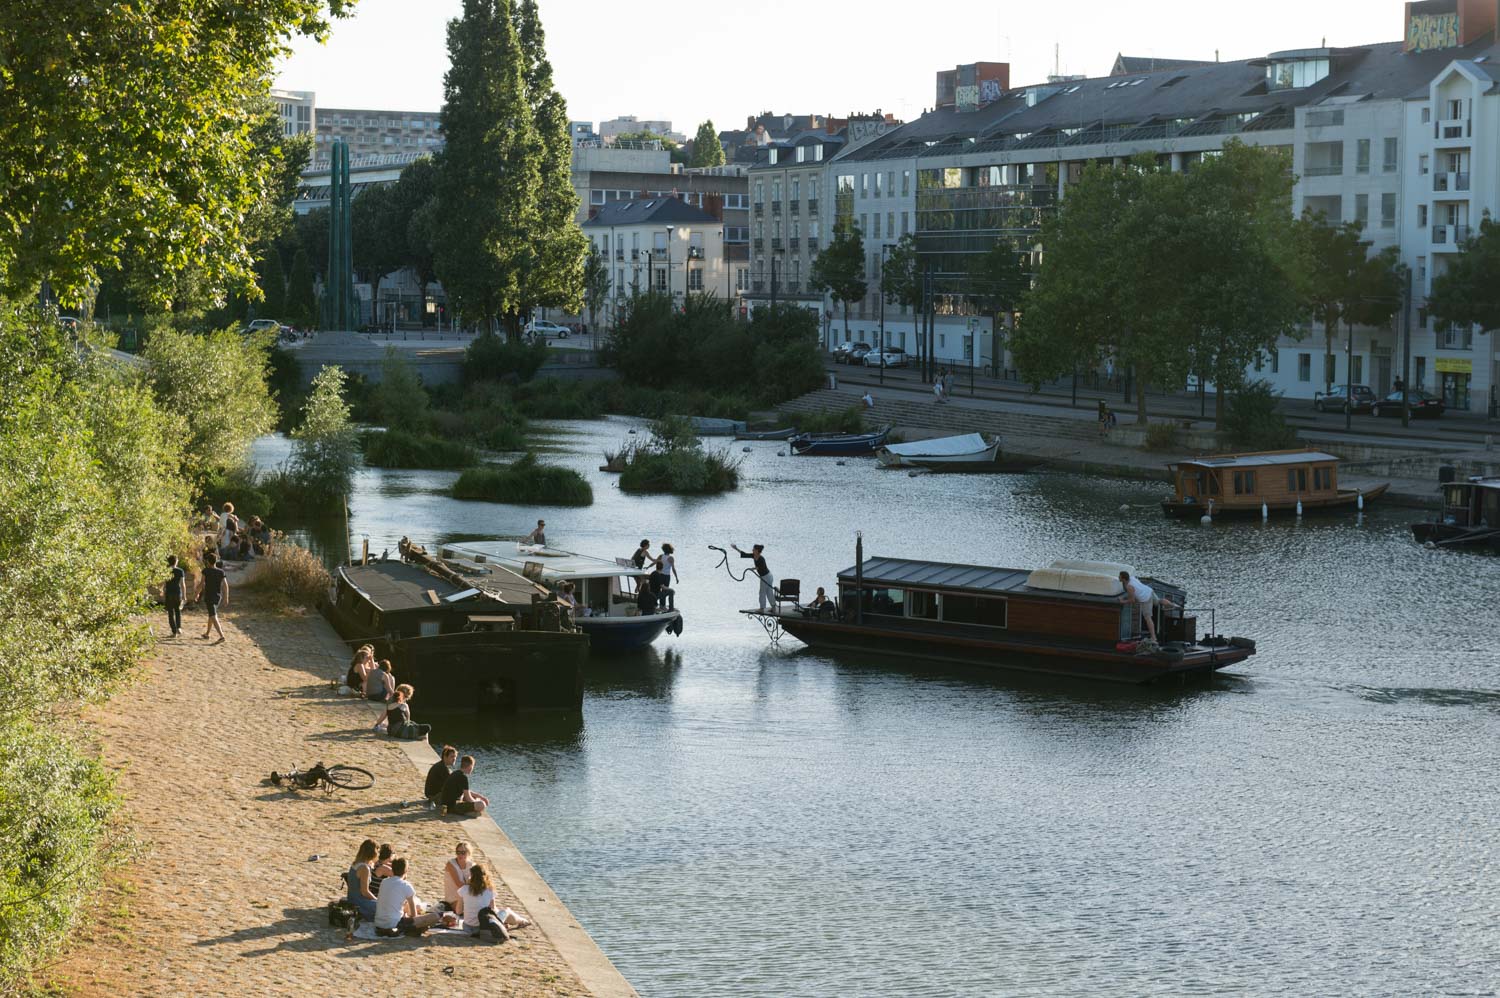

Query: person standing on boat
[1117,571,1158,642]
[631,539,652,570]
[651,543,679,610]
[732,543,775,611]
[524,520,546,546]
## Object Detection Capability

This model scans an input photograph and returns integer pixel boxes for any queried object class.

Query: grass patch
[360,429,476,469]
[451,453,593,506]
[1144,422,1181,452]
[779,405,866,435]
[241,540,333,609]
[617,415,742,495]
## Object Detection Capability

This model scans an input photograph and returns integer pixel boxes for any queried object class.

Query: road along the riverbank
[54,596,635,998]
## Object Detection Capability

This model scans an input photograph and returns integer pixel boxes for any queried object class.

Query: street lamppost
[878,242,891,386]
[665,225,675,307]
[721,227,730,310]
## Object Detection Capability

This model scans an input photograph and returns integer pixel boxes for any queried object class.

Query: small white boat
[876,433,1006,470]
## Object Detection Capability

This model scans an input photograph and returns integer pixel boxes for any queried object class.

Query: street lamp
[720,227,730,310]
[878,242,892,386]
[665,224,675,305]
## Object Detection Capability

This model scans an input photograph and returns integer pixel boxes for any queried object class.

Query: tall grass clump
[360,429,476,469]
[243,540,332,609]
[452,453,593,506]
[778,405,866,435]
[619,415,742,495]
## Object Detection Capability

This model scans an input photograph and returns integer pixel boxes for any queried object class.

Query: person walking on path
[1117,571,1158,642]
[1098,400,1111,438]
[933,374,946,404]
[732,543,775,611]
[163,555,186,637]
[942,368,955,401]
[195,552,228,643]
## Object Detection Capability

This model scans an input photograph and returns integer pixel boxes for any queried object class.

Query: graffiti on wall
[1407,11,1460,52]
[979,79,1004,104]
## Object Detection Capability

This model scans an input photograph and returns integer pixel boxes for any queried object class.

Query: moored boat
[323,539,588,713]
[686,416,747,436]
[745,539,1254,684]
[441,542,683,652]
[735,427,798,441]
[1411,473,1500,551]
[876,433,1034,472]
[1161,449,1388,518]
[789,426,891,457]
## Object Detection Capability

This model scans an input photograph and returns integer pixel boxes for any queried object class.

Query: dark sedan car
[1371,389,1446,418]
[833,342,873,365]
[1313,385,1377,413]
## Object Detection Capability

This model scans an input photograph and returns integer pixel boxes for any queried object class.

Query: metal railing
[771,202,782,215]
[789,201,800,214]
[1303,164,1343,177]
[1435,171,1471,192]
[789,237,800,250]
[753,203,764,216]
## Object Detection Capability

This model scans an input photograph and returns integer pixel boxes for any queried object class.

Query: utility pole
[1400,266,1413,428]
[878,245,887,386]
[1345,320,1354,432]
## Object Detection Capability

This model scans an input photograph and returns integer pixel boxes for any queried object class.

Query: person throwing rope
[731,543,775,612]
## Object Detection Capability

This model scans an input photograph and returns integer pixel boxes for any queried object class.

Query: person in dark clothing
[731,543,775,611]
[630,539,652,570]
[636,577,658,615]
[195,552,228,642]
[425,745,457,806]
[440,755,490,816]
[163,555,186,637]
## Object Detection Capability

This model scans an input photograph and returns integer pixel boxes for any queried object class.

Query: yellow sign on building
[1435,357,1472,374]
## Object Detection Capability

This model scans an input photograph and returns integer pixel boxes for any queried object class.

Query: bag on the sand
[328,899,358,930]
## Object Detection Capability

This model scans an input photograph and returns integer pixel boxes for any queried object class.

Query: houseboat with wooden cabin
[1162,449,1388,518]
[323,539,589,713]
[1412,473,1500,551]
[745,539,1255,684]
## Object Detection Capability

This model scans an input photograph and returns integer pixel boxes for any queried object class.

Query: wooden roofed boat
[1161,448,1388,518]
[744,538,1255,684]
[1412,474,1500,551]
[323,539,588,713]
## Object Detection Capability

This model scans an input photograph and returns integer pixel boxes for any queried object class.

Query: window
[859,214,867,235]
[724,193,748,209]
[902,171,910,196]
[1355,194,1369,228]
[791,177,800,201]
[768,148,778,165]
[1270,352,1279,374]
[863,588,906,616]
[1419,307,1428,329]
[1421,107,1431,124]
[590,189,605,205]
[1287,468,1307,492]
[907,591,940,621]
[815,145,824,161]
[1352,356,1363,383]
[942,594,1008,628]
[1447,99,1463,120]
[1356,139,1370,174]
[1417,256,1426,285]
[887,171,895,196]
[872,215,881,238]
[1418,204,1428,227]
[771,179,781,202]
[861,173,869,197]
[1381,193,1396,228]
[1233,470,1257,495]
[1383,137,1398,172]
[874,172,883,197]
[1298,353,1311,382]
[1419,154,1430,175]
[795,145,805,163]
[887,212,895,237]
[901,212,909,234]
[654,269,667,291]
[1415,356,1426,388]
[688,268,703,291]
[736,267,748,292]
[1313,467,1333,490]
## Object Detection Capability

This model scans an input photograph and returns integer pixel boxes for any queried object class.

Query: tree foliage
[583,245,611,330]
[0,2,351,308]
[882,234,920,310]
[371,347,431,430]
[1429,213,1500,334]
[290,366,360,504]
[809,227,867,342]
[286,248,318,328]
[691,121,726,167]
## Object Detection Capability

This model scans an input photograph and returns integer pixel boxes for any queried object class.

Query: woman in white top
[455,863,532,942]
[442,841,472,908]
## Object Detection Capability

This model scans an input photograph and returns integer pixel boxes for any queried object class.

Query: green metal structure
[322,140,358,330]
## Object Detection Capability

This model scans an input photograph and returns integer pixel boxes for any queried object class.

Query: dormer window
[1265,53,1330,91]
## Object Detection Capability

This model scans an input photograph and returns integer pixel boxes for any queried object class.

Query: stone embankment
[53,596,634,998]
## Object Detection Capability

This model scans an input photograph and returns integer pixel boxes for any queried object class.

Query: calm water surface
[256,423,1500,996]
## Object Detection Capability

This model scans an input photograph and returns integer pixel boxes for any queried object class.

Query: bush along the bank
[452,452,593,506]
[1223,380,1298,451]
[463,333,550,383]
[243,539,332,609]
[779,405,866,435]
[261,365,361,517]
[619,415,742,495]
[360,429,476,469]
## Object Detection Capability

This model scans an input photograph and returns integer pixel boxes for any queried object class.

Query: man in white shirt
[372,858,441,936]
[1117,571,1158,642]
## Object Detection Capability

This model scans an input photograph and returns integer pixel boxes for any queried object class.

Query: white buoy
[1200,499,1214,526]
[1261,502,1268,520]
[1296,498,1303,517]
[1119,504,1131,512]
[1357,491,1364,510]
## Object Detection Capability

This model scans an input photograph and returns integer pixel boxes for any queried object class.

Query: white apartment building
[271,88,316,137]
[582,198,730,326]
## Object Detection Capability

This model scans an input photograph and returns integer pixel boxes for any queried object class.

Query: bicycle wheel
[323,765,375,790]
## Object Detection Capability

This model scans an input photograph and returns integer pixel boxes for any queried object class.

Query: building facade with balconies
[744,132,845,321]
[582,198,729,328]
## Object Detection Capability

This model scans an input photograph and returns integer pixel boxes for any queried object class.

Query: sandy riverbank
[51,595,632,997]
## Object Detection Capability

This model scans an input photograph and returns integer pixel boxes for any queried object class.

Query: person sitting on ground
[443,841,472,912]
[440,755,490,817]
[1117,571,1158,643]
[379,684,431,741]
[345,839,380,922]
[425,745,457,807]
[199,503,220,533]
[372,857,441,937]
[235,530,254,561]
[370,843,395,895]
[248,516,272,554]
[365,659,395,702]
[218,502,239,542]
[524,519,546,546]
[345,644,375,692]
[455,864,532,943]
[636,576,658,616]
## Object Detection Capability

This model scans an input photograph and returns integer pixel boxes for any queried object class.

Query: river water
[255,423,1499,996]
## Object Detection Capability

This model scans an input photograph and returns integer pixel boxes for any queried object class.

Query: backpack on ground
[328,898,359,930]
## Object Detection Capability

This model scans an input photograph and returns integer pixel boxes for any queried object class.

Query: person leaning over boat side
[1117,571,1158,642]
[425,745,457,807]
[440,755,490,817]
[195,552,228,643]
[732,543,775,611]
[524,519,546,546]
[381,684,431,741]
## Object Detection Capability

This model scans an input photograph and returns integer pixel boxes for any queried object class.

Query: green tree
[286,248,317,328]
[395,158,441,307]
[372,347,431,430]
[1294,214,1368,393]
[142,326,279,483]
[809,227,868,344]
[1429,213,1500,334]
[691,121,726,167]
[583,244,611,336]
[352,183,403,319]
[256,248,287,320]
[0,3,351,308]
[967,240,1028,372]
[291,366,360,504]
[882,234,920,310]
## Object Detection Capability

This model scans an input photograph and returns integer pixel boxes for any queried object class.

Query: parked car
[1372,388,1446,418]
[242,318,280,336]
[833,341,872,364]
[864,347,909,368]
[525,320,570,339]
[848,343,873,364]
[1313,385,1376,413]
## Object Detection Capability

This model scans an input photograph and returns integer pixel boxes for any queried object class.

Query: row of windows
[856,588,1008,628]
[753,178,819,203]
[589,189,732,207]
[599,265,747,296]
[754,220,822,239]
[323,116,439,129]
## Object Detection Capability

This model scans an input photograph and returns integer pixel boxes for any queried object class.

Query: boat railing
[1182,606,1216,648]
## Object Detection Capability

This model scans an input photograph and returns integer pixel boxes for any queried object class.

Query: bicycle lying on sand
[268,762,375,793]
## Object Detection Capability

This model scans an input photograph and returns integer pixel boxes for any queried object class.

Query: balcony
[614,249,624,260]
[1303,164,1343,177]
[687,247,704,259]
[751,280,765,292]
[807,237,819,250]
[1433,172,1471,193]
[771,238,783,250]
[630,249,639,259]
[808,200,819,216]
[752,238,763,251]
[753,203,764,216]
[784,282,801,294]
[1432,224,1472,246]
[771,201,782,216]
[1438,326,1474,350]
[789,237,800,250]
[1435,118,1471,141]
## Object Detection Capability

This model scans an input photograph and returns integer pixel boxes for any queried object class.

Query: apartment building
[582,198,730,326]
[314,107,445,161]
[271,88,316,137]
[744,132,845,318]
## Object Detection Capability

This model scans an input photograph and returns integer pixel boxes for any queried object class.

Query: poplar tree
[692,121,726,167]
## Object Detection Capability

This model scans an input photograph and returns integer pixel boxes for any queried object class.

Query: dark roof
[837,557,1031,596]
[582,197,718,227]
[341,560,545,612]
[1113,55,1216,76]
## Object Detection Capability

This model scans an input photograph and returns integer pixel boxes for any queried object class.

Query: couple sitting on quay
[346,645,431,741]
[344,837,530,941]
[424,745,491,817]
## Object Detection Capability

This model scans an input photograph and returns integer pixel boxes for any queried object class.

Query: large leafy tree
[967,240,1028,372]
[809,227,867,344]
[1429,214,1500,334]
[583,245,611,335]
[0,1,351,309]
[882,234,920,311]
[691,121,726,167]
[1294,215,1369,392]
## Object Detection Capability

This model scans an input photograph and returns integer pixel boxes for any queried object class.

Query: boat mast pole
[855,531,863,625]
[343,492,353,565]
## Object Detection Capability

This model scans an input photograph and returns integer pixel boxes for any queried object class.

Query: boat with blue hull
[441,543,682,653]
[790,427,891,457]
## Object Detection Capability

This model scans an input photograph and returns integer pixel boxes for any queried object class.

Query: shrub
[243,539,331,609]
[464,333,549,383]
[360,429,476,469]
[618,415,742,494]
[289,366,360,504]
[780,405,865,435]
[1223,380,1299,450]
[1144,422,1180,452]
[199,462,277,520]
[451,453,593,506]
[370,347,431,431]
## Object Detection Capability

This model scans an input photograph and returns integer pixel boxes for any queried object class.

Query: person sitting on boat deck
[1117,571,1159,642]
[345,839,380,921]
[525,519,546,546]
[345,644,375,692]
[380,684,431,741]
[442,841,472,913]
[558,581,578,613]
[630,539,652,570]
[425,745,457,807]
[731,543,775,612]
[372,857,441,937]
[455,863,533,942]
[440,755,491,817]
[365,659,395,702]
[651,543,679,610]
[370,843,395,895]
[636,576,659,615]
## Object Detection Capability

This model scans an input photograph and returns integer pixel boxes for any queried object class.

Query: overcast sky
[277,0,1402,131]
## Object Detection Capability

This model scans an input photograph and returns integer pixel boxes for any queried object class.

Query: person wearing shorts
[196,552,228,642]
[440,755,490,817]
[1117,571,1158,642]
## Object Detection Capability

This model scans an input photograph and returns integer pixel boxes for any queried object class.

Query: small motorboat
[876,433,1031,472]
[789,427,891,457]
[735,427,798,441]
[686,416,747,436]
[1411,474,1500,551]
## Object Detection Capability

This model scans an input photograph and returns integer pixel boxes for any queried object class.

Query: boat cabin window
[1233,470,1256,496]
[1482,489,1499,527]
[1183,471,1219,496]
[1443,484,1473,526]
[941,594,1008,629]
[1313,466,1333,490]
[1286,468,1307,492]
[907,591,940,620]
[418,620,441,637]
[862,588,906,616]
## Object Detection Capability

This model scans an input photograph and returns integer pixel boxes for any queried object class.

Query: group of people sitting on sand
[346,645,432,741]
[345,837,532,942]
[199,501,273,562]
